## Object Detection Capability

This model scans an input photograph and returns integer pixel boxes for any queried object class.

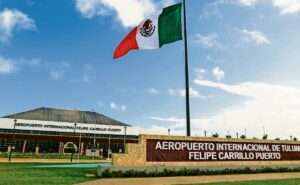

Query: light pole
[168,129,170,135]
[108,123,111,159]
[236,133,239,139]
[77,123,82,162]
[204,131,207,137]
[8,119,17,162]
[70,123,77,162]
[91,110,97,162]
[123,126,127,153]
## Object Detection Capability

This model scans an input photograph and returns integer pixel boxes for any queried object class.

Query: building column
[7,145,11,153]
[59,141,64,154]
[35,144,39,155]
[80,142,84,155]
[22,140,26,153]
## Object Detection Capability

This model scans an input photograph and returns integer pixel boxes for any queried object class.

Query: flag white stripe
[136,10,162,49]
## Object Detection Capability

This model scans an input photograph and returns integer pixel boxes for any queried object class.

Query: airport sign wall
[146,139,300,161]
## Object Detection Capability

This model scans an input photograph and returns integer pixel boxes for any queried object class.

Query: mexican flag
[113,3,182,59]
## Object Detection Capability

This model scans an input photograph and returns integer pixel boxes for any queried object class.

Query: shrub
[99,166,300,178]
[163,168,176,176]
[225,135,232,138]
[275,138,280,140]
[102,169,111,178]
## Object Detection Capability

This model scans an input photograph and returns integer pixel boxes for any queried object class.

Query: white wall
[0,118,139,136]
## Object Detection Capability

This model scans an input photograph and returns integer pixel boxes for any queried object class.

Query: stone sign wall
[147,139,300,162]
[112,134,300,166]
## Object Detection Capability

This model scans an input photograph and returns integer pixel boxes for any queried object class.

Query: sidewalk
[80,172,300,185]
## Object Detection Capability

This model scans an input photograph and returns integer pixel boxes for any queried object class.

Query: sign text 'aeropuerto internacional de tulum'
[146,139,300,161]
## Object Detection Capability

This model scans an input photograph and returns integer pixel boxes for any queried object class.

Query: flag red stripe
[113,27,139,59]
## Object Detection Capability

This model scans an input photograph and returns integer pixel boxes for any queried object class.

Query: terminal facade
[0,107,139,156]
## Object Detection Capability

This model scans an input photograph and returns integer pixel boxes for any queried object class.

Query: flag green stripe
[158,3,183,47]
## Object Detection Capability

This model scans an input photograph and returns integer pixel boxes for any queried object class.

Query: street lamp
[70,123,77,162]
[8,119,17,162]
[204,131,207,137]
[168,128,170,135]
[123,126,127,153]
[236,133,239,139]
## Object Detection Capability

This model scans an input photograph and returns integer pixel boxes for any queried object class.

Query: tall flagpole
[183,0,191,136]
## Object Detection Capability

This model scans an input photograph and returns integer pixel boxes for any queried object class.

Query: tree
[212,133,219,138]
[263,134,268,140]
[275,138,280,141]
[240,135,246,139]
[294,137,298,141]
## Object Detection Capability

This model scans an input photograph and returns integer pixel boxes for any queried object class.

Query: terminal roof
[3,107,130,127]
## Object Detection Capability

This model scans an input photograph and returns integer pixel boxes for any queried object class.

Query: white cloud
[272,0,300,15]
[194,68,206,80]
[83,74,90,83]
[50,70,63,80]
[192,79,300,139]
[168,88,175,96]
[168,88,207,98]
[49,61,70,80]
[149,116,185,130]
[110,101,127,111]
[205,55,225,64]
[81,64,93,83]
[0,56,16,74]
[145,116,207,136]
[146,80,300,138]
[110,102,118,109]
[200,1,223,19]
[0,56,72,79]
[206,55,213,61]
[50,62,70,80]
[148,88,159,94]
[242,29,270,45]
[194,33,224,50]
[212,67,225,81]
[239,0,256,6]
[97,101,105,107]
[161,0,176,7]
[0,8,35,44]
[75,0,158,28]
[0,56,41,75]
[120,105,127,111]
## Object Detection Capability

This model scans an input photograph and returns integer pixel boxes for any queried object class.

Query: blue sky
[1,0,300,139]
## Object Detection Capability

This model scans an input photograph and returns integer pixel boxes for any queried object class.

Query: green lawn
[192,178,300,185]
[2,163,300,185]
[0,162,97,185]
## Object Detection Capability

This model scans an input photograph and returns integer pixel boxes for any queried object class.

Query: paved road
[80,172,300,185]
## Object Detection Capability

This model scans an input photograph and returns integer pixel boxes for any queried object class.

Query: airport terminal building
[0,107,139,156]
